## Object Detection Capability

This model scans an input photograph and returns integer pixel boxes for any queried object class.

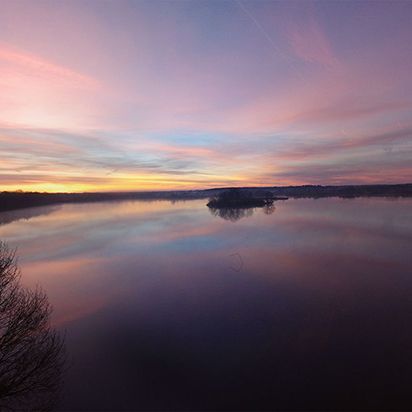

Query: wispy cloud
[286,16,338,67]
[0,43,99,88]
[0,42,103,129]
[273,127,412,161]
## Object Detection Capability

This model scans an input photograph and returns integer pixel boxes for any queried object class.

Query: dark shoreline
[1,183,411,213]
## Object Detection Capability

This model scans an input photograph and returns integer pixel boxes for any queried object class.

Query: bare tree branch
[0,241,66,411]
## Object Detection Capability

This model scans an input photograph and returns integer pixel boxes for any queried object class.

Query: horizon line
[2,182,412,195]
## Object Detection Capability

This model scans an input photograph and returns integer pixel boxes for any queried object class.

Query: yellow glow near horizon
[1,172,265,193]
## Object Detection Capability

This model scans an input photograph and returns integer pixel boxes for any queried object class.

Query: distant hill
[1,183,411,213]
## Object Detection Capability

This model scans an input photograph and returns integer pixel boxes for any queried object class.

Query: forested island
[207,189,287,209]
[1,183,411,213]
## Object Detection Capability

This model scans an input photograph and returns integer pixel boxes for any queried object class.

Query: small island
[207,188,288,209]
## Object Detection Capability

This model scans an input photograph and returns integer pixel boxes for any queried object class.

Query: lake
[1,197,412,410]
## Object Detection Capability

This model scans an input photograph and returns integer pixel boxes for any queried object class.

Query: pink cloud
[286,17,338,67]
[0,43,105,129]
[0,43,99,89]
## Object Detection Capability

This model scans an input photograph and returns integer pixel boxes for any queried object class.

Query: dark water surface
[1,198,412,411]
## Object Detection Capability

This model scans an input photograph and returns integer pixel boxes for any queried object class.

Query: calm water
[1,198,412,410]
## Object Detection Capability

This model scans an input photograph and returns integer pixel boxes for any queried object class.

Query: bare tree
[0,242,65,411]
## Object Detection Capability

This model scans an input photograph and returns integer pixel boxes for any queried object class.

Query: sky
[0,0,411,192]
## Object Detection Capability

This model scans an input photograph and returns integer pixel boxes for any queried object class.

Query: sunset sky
[1,0,411,192]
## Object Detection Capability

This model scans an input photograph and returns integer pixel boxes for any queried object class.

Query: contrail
[236,0,282,56]
[235,0,305,81]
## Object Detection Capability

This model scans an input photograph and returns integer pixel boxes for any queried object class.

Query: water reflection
[0,198,412,410]
[0,205,60,227]
[209,204,275,221]
[0,242,65,411]
[209,206,254,222]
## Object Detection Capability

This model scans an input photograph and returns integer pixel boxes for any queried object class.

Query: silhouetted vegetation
[0,242,65,411]
[1,183,411,213]
[207,189,276,209]
[207,190,277,221]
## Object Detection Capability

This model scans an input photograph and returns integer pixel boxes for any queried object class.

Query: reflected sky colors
[1,198,412,409]
[1,0,412,191]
